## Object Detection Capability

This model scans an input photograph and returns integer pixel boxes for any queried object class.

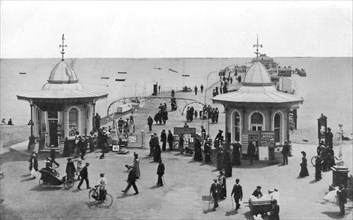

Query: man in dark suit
[77,163,90,190]
[210,179,220,211]
[231,179,243,210]
[122,167,139,195]
[247,141,256,165]
[160,130,167,151]
[281,141,290,165]
[268,199,280,220]
[49,145,59,167]
[156,159,165,186]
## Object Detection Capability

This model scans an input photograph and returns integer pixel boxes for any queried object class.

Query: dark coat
[50,149,56,159]
[167,133,174,143]
[232,143,242,166]
[66,161,76,176]
[193,138,203,161]
[147,116,153,125]
[157,163,165,175]
[337,188,347,204]
[282,144,290,156]
[127,169,137,183]
[247,143,256,156]
[252,189,263,198]
[80,166,88,178]
[299,157,309,177]
[161,131,167,142]
[210,182,220,197]
[231,184,243,199]
[269,204,280,220]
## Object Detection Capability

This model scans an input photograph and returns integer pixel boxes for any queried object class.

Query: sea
[0,57,352,134]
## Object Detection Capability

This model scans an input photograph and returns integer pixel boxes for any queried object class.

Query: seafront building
[213,58,304,160]
[17,35,108,152]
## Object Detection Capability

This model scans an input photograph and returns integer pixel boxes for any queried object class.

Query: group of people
[185,106,196,122]
[116,115,135,135]
[194,84,204,95]
[1,118,13,125]
[201,105,219,124]
[154,103,168,125]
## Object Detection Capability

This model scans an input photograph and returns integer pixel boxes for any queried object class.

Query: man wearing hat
[210,178,220,211]
[231,179,243,210]
[252,186,263,199]
[49,145,59,167]
[281,141,290,165]
[337,184,347,216]
[77,162,90,190]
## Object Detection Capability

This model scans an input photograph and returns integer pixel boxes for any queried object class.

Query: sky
[0,1,352,58]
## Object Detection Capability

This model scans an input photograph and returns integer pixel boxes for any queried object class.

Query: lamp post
[203,71,221,136]
[338,124,343,159]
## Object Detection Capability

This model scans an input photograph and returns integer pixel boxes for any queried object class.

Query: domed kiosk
[213,58,303,161]
[17,35,108,153]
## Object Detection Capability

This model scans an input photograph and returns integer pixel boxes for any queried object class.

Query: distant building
[17,35,108,152]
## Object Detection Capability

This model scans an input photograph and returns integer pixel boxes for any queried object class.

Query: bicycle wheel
[64,179,74,190]
[89,189,98,202]
[311,156,317,166]
[102,193,113,207]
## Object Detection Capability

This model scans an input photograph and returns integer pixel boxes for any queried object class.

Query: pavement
[1,79,352,220]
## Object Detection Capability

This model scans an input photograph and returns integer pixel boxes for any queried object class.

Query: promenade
[1,81,352,220]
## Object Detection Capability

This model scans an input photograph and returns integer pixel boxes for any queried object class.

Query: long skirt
[299,164,309,177]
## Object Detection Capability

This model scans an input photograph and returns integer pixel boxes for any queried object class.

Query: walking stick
[231,197,234,210]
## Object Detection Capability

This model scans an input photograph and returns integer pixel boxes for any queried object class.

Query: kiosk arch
[249,111,265,131]
[231,109,242,142]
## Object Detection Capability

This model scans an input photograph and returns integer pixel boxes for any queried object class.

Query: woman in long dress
[299,151,309,177]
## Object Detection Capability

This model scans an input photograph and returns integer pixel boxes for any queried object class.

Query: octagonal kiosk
[17,35,108,154]
[212,61,303,162]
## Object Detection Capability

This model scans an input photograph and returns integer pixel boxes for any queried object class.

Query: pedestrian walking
[218,171,226,200]
[161,129,167,151]
[125,152,140,179]
[49,145,60,167]
[194,85,198,95]
[147,115,153,132]
[200,84,204,93]
[28,150,38,178]
[210,179,220,211]
[156,159,165,186]
[77,162,90,190]
[231,179,243,210]
[299,151,309,177]
[337,184,347,216]
[281,141,290,165]
[121,167,139,195]
[193,137,203,161]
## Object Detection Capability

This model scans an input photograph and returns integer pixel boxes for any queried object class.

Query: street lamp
[203,71,221,136]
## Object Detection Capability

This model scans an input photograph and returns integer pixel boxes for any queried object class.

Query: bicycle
[88,185,113,207]
[311,155,339,166]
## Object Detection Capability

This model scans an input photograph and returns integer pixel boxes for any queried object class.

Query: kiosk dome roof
[243,62,272,85]
[48,61,78,83]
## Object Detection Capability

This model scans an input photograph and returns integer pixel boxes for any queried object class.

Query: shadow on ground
[321,211,344,219]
